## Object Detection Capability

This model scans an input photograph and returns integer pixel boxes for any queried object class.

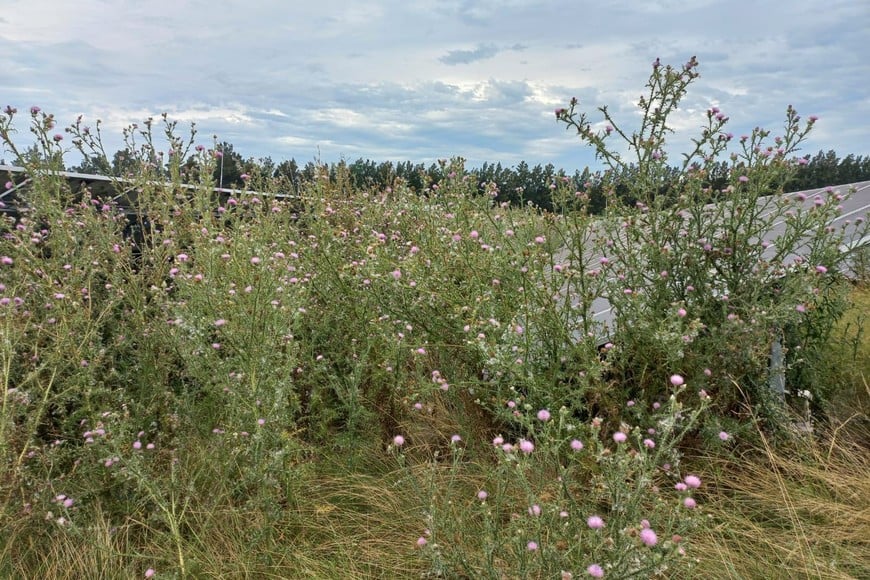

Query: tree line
[35,147,870,214]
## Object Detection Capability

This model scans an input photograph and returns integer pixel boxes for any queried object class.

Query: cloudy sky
[1,0,868,172]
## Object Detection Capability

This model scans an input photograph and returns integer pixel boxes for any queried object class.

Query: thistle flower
[587,564,604,577]
[684,475,701,488]
[587,515,604,529]
[640,528,658,546]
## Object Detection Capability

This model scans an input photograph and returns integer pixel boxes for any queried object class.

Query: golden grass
[684,423,870,580]
[680,288,870,579]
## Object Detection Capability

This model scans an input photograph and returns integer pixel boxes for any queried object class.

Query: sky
[1,0,868,173]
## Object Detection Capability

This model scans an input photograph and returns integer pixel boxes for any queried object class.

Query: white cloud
[0,0,866,172]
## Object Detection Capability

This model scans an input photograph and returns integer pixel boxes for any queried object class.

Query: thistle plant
[556,57,866,422]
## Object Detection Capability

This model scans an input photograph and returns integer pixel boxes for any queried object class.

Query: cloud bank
[1,0,867,172]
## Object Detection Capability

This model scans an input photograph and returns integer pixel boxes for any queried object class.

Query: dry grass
[684,424,870,580]
[680,288,870,580]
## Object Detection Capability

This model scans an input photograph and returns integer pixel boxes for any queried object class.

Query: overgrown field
[1,59,868,578]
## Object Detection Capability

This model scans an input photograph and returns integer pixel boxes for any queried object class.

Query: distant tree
[111,149,141,177]
[69,154,112,175]
[784,149,870,191]
[212,142,245,189]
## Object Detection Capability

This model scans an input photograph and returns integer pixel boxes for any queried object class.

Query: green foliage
[555,57,867,423]
[0,59,867,578]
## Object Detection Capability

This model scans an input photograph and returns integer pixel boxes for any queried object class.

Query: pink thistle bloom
[4,182,12,190]
[250,257,261,264]
[469,230,479,239]
[675,482,688,491]
[534,236,545,244]
[63,498,74,508]
[587,515,604,529]
[815,265,828,274]
[718,431,730,441]
[450,434,461,443]
[214,319,226,326]
[537,409,551,421]
[392,269,402,280]
[670,374,684,387]
[30,106,41,115]
[519,439,535,454]
[416,536,427,547]
[613,432,627,444]
[643,438,655,449]
[493,435,504,446]
[526,541,538,551]
[145,569,156,578]
[393,435,405,447]
[477,490,488,500]
[257,418,266,426]
[240,173,250,181]
[640,527,658,546]
[677,308,687,317]
[684,475,701,488]
[587,564,604,577]
[570,439,584,451]
[683,497,697,509]
[738,175,749,183]
[133,440,142,450]
[0,256,12,265]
